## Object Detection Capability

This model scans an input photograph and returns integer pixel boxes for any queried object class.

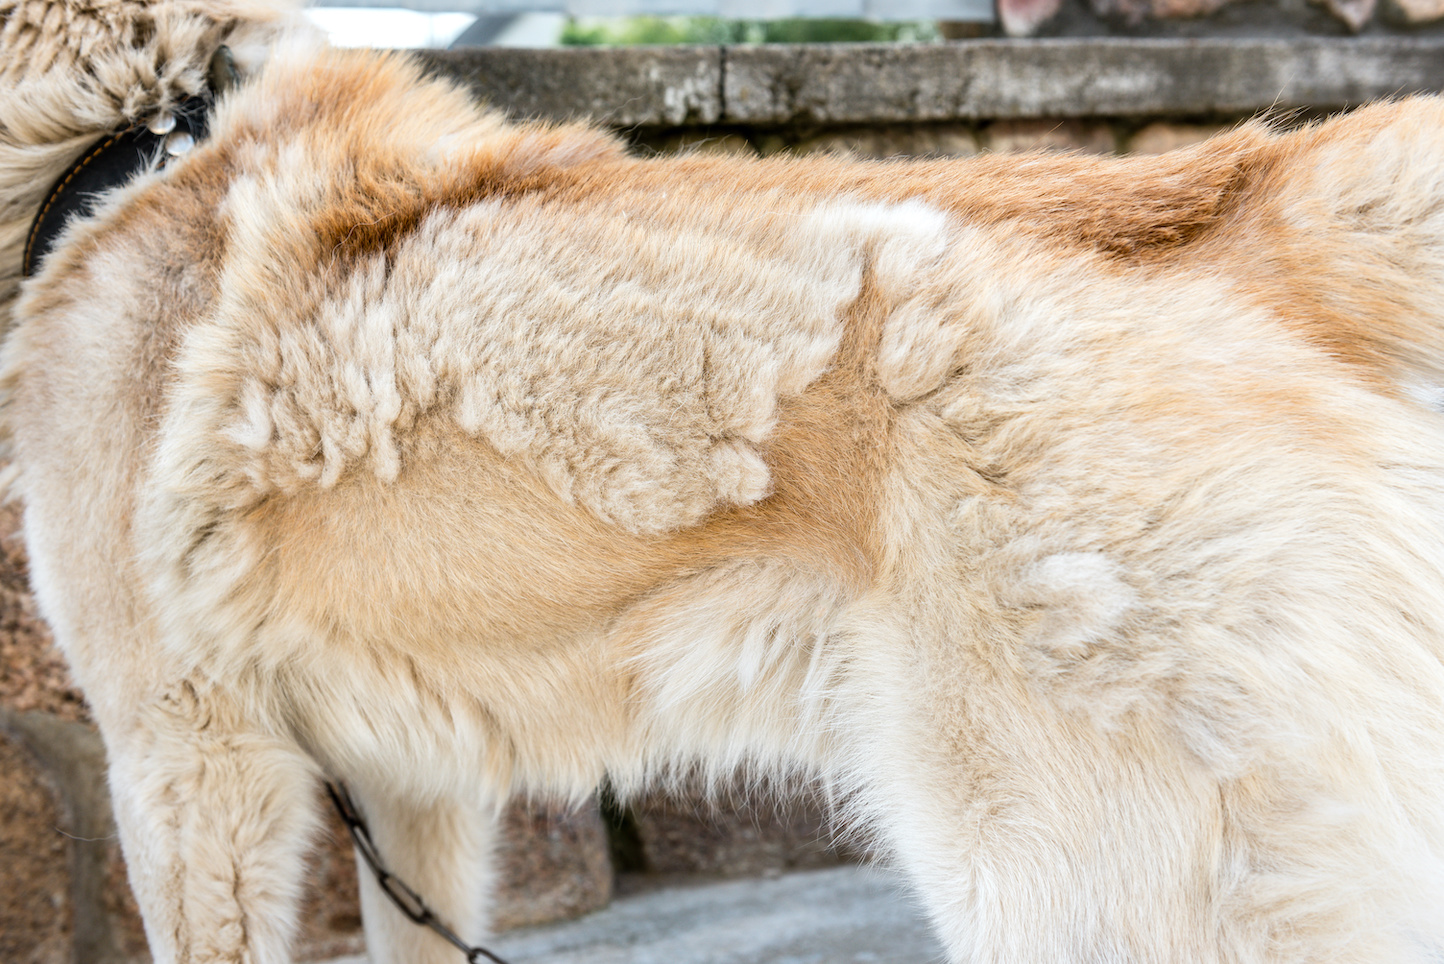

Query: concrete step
[329,865,945,964]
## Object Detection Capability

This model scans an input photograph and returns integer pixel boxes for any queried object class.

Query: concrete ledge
[721,39,1444,122]
[422,46,724,126]
[420,38,1444,127]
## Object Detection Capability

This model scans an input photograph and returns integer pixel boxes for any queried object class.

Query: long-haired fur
[5,2,1444,962]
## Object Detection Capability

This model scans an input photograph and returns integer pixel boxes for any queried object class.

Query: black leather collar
[21,94,213,278]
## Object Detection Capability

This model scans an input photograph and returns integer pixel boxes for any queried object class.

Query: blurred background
[302,10,947,49]
[299,0,1442,50]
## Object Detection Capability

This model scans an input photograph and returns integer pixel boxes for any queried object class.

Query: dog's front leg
[346,782,497,964]
[105,683,321,964]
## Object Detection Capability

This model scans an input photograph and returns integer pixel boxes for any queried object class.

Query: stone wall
[5,33,1444,963]
[421,35,1444,158]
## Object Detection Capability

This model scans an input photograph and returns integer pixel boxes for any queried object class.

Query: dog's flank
[4,4,1444,962]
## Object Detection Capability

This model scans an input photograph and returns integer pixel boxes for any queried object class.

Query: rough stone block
[0,731,71,964]
[626,781,860,881]
[492,798,614,931]
[1128,121,1230,153]
[1393,0,1444,20]
[430,40,1444,130]
[724,44,986,125]
[791,124,980,158]
[981,119,1116,152]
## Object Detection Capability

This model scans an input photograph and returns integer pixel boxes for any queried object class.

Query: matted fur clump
[4,1,1444,962]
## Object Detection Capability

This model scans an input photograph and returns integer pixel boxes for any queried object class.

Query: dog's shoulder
[155,50,940,536]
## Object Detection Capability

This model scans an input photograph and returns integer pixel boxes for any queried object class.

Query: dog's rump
[6,41,1444,962]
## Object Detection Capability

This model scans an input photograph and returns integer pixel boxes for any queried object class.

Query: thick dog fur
[5,1,1444,960]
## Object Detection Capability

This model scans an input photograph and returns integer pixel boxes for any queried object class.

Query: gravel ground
[0,504,89,724]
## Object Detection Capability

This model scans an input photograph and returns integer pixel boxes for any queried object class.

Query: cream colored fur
[5,1,1444,961]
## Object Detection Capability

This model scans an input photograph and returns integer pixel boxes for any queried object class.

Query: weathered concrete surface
[722,39,1444,121]
[328,866,944,964]
[423,39,1444,128]
[421,46,722,126]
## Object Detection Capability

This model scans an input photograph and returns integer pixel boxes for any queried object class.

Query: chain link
[325,782,513,964]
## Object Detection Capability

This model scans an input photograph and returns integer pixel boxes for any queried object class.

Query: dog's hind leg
[859,665,1441,963]
[104,682,321,964]
[865,717,1224,964]
[345,782,497,964]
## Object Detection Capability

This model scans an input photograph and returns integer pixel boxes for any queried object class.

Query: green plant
[560,16,941,46]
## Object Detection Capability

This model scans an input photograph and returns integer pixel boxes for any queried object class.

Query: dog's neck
[21,96,214,279]
[21,46,239,280]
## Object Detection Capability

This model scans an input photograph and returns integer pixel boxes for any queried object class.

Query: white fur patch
[868,216,980,404]
[1010,552,1137,661]
[1404,378,1444,414]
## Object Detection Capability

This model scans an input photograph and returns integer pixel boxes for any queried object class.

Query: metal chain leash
[325,782,513,964]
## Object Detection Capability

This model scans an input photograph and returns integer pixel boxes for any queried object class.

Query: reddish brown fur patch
[235,50,1267,276]
[1199,115,1430,391]
[308,122,625,261]
[238,273,894,651]
[220,50,624,267]
[673,268,895,591]
[617,133,1266,260]
[314,127,1265,267]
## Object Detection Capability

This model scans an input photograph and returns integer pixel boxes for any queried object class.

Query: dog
[5,0,1444,960]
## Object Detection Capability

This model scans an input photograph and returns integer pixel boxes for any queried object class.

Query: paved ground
[329,865,945,964]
